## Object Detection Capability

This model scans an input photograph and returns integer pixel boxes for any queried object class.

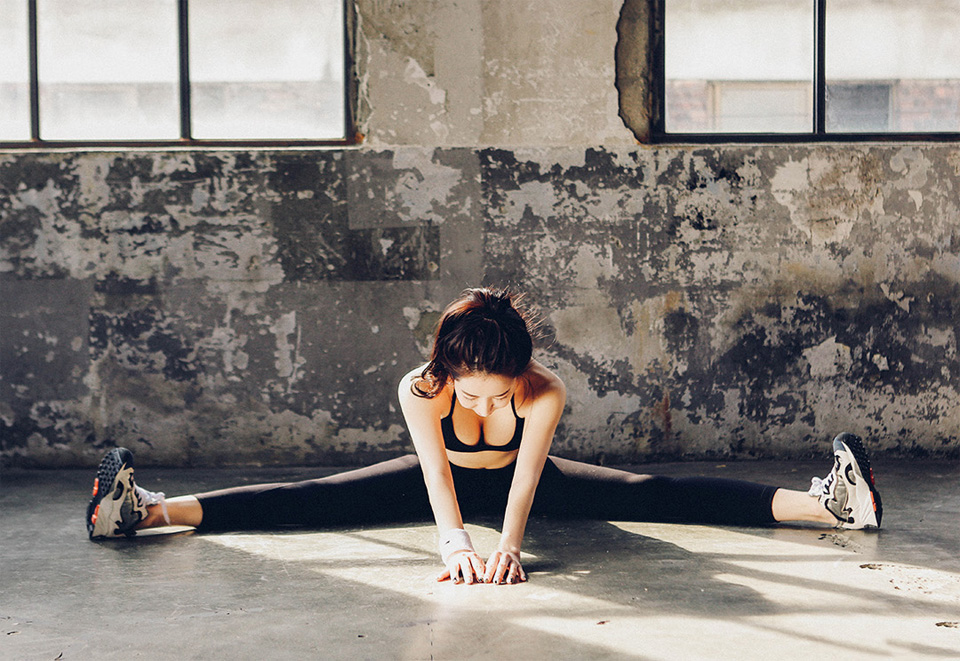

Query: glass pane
[189,0,345,140]
[665,0,814,133]
[714,84,811,132]
[0,0,30,140]
[827,0,960,132]
[37,0,179,141]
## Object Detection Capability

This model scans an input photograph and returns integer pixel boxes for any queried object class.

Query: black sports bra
[442,393,524,453]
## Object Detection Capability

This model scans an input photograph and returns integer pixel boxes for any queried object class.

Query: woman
[86,287,882,585]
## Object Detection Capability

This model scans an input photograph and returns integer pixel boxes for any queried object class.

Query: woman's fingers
[482,554,496,583]
[495,556,509,584]
[441,551,526,585]
[468,553,486,579]
[459,555,477,584]
[440,551,485,584]
[483,551,503,582]
[461,552,485,583]
[484,551,525,584]
[513,563,528,583]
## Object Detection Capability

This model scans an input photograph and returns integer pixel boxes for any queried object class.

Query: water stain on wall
[1,145,958,466]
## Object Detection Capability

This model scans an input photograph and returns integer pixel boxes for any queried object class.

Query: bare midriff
[447,448,520,470]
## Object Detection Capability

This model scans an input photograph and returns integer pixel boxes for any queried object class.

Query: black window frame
[2,0,358,149]
[651,0,960,143]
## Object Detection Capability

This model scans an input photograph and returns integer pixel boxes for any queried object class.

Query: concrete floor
[1,458,958,660]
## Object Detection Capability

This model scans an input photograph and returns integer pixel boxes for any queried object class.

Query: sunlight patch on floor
[513,613,960,660]
[199,520,960,659]
[609,521,960,610]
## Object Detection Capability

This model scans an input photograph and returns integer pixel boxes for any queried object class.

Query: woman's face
[453,372,517,418]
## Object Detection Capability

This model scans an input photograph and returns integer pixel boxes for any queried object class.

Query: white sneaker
[86,448,168,539]
[809,433,883,529]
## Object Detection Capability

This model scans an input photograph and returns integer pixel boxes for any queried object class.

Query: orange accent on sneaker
[92,477,99,497]
[92,504,100,524]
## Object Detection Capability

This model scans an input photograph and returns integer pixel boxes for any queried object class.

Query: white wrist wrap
[439,528,474,563]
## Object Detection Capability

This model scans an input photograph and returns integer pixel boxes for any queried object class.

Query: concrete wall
[2,0,958,467]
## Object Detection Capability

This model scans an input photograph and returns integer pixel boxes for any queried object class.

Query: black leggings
[194,455,778,532]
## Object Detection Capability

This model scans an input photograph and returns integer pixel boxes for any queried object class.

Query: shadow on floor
[1,459,957,659]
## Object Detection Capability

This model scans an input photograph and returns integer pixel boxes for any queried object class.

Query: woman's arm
[486,368,566,584]
[397,368,486,584]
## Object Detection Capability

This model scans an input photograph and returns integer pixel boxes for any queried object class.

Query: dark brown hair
[413,287,534,398]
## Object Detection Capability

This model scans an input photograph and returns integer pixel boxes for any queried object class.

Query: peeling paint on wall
[2,144,958,467]
[480,145,959,461]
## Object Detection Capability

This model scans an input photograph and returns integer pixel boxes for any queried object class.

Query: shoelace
[808,473,834,497]
[135,485,171,525]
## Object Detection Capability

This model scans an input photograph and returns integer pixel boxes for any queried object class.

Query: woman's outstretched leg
[533,456,781,525]
[193,454,430,532]
[531,433,881,529]
[87,448,431,540]
[140,496,202,528]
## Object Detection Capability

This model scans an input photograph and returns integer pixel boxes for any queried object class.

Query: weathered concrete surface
[357,0,634,147]
[2,145,958,467]
[0,150,471,467]
[3,460,959,659]
[482,146,960,461]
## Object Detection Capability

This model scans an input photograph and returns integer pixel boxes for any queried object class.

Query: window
[0,0,351,146]
[655,0,960,141]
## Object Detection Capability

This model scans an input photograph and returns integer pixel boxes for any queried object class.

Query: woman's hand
[483,549,527,585]
[437,550,486,584]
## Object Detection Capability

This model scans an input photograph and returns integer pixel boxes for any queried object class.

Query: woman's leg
[188,454,432,532]
[132,460,829,530]
[532,432,881,529]
[531,456,782,525]
[771,488,836,524]
[89,450,432,539]
[140,496,203,528]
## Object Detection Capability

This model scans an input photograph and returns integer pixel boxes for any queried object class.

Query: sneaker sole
[87,448,139,540]
[833,432,883,529]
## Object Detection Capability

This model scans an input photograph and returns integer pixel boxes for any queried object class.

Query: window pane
[665,0,814,133]
[37,0,179,141]
[189,0,345,140]
[713,83,811,133]
[0,0,30,140]
[827,0,960,132]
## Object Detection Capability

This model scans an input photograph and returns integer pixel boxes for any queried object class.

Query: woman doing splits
[86,287,883,585]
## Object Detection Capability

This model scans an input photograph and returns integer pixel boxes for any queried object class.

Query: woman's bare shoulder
[526,360,565,389]
[397,365,449,412]
[518,361,566,412]
[399,364,427,386]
